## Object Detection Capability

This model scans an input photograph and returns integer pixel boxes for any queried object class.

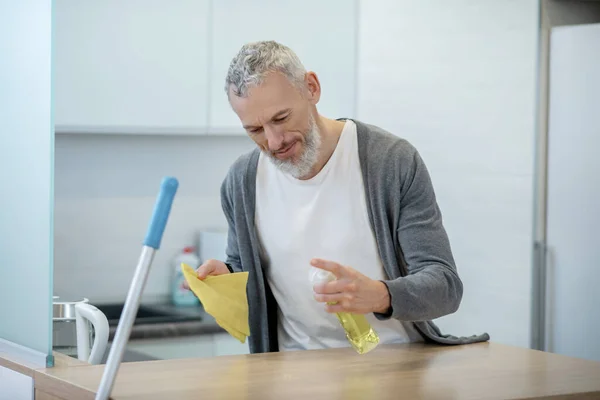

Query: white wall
[357,0,539,347]
[53,134,255,303]
[0,0,53,360]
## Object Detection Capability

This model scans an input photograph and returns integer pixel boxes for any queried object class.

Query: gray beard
[264,116,321,179]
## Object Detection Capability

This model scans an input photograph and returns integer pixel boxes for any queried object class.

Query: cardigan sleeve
[375,148,463,322]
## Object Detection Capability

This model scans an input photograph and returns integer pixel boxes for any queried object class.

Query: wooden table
[28,342,600,399]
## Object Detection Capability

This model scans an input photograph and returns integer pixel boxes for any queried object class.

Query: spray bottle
[310,268,380,354]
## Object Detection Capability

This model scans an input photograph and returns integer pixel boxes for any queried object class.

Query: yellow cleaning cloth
[180,263,250,343]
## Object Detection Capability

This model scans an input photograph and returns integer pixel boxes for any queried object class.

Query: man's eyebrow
[243,109,292,130]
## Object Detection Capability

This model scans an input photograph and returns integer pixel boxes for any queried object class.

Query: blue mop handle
[96,177,179,400]
[144,177,179,249]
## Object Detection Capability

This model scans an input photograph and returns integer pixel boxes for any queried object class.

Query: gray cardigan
[220,119,490,353]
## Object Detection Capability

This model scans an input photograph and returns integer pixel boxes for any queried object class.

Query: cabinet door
[54,0,210,134]
[209,0,357,134]
[0,365,33,400]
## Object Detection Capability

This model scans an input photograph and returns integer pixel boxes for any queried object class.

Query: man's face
[228,72,322,178]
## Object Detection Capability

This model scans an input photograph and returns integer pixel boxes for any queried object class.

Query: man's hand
[311,258,391,314]
[182,259,230,289]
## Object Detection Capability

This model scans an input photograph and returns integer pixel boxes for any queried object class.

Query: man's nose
[264,126,284,151]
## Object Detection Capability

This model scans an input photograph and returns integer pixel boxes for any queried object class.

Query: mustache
[272,140,298,154]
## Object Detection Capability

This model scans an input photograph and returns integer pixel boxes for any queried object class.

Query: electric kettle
[53,296,109,365]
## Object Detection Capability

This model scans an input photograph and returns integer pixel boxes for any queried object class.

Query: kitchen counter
[7,342,600,399]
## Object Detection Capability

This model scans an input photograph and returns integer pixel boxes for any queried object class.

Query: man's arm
[376,148,463,322]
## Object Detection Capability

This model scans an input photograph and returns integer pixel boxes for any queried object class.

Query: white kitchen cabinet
[125,332,249,361]
[126,335,215,360]
[209,0,358,134]
[53,0,210,134]
[0,365,33,400]
[212,332,250,357]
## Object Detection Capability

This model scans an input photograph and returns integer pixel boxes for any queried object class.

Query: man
[195,41,489,353]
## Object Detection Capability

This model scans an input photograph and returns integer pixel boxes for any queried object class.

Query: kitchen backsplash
[53,133,255,304]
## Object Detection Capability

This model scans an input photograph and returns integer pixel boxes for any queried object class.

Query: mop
[95,176,179,400]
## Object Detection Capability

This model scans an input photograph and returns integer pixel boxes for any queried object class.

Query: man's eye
[273,115,289,123]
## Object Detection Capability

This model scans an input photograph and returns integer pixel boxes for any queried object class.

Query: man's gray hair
[225,41,307,98]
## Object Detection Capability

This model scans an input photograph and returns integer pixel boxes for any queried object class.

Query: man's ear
[305,71,321,105]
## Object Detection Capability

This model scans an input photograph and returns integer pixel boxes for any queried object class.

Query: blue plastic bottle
[171,246,201,306]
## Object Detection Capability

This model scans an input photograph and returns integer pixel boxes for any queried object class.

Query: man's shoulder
[221,147,260,193]
[229,147,260,175]
[353,119,421,167]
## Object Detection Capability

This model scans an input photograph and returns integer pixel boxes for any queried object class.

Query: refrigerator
[540,22,600,362]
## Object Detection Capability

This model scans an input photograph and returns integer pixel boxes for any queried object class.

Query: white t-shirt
[255,120,422,351]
